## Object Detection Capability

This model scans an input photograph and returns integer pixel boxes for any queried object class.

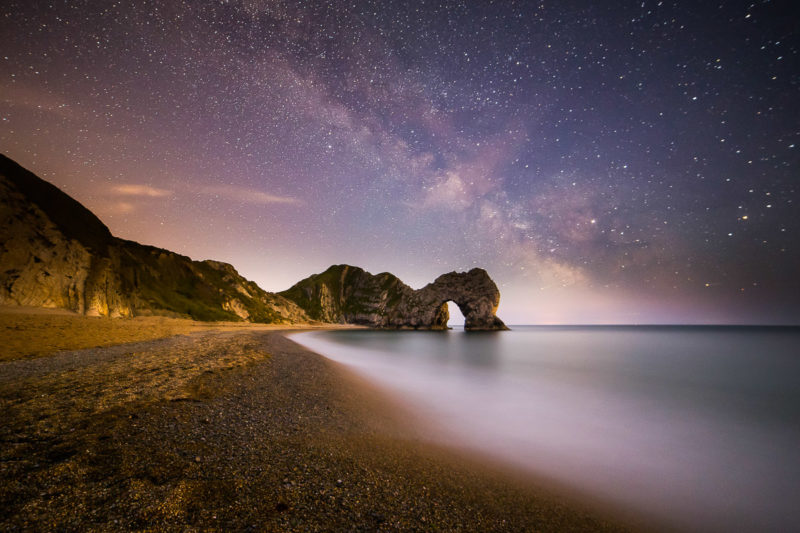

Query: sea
[291,325,800,533]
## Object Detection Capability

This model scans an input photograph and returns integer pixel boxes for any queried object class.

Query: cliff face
[279,265,415,325]
[0,155,308,323]
[280,265,509,330]
[0,156,119,316]
[1,154,508,329]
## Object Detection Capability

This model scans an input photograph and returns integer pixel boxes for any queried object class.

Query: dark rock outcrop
[280,265,509,330]
[412,269,509,330]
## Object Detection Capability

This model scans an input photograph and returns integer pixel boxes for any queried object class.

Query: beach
[0,311,630,531]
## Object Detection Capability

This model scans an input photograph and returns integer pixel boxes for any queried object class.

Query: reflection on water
[292,326,800,533]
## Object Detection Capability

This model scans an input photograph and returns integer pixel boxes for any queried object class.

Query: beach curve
[1,314,634,531]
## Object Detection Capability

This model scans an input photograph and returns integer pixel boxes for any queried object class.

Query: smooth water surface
[291,326,800,532]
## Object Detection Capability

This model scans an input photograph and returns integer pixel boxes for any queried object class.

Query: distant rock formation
[1,154,508,329]
[0,154,308,322]
[280,265,509,330]
[413,269,509,330]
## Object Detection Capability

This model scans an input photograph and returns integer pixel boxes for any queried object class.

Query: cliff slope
[0,155,308,323]
[1,154,507,329]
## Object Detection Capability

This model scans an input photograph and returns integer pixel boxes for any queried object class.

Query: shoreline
[1,312,636,531]
[287,329,658,532]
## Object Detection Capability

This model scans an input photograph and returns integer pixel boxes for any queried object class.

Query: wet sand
[1,313,633,531]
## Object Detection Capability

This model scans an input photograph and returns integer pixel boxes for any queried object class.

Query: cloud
[199,185,300,205]
[0,82,77,120]
[111,201,135,215]
[111,184,172,197]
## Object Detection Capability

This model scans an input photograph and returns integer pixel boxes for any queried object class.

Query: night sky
[1,1,798,324]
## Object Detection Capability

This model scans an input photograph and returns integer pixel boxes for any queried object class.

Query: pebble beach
[0,312,631,531]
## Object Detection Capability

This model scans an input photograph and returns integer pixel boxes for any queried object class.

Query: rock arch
[438,300,467,328]
[279,264,509,331]
[415,269,509,331]
[378,268,508,330]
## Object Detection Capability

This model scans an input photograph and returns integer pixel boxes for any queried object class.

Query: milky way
[1,1,798,323]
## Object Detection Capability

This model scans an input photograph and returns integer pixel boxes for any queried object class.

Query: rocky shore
[1,315,630,531]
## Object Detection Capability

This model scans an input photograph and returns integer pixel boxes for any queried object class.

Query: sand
[0,310,633,531]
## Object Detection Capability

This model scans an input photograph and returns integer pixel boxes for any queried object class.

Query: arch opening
[446,300,465,329]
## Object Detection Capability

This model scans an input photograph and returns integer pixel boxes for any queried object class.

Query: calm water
[291,326,800,532]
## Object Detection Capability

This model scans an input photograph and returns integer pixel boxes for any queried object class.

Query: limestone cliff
[0,155,308,323]
[279,265,414,325]
[1,154,508,329]
[280,265,509,330]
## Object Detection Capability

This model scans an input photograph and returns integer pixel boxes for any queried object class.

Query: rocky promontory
[280,265,508,330]
[1,154,508,329]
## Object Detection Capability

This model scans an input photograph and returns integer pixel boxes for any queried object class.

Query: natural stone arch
[434,300,468,329]
[280,264,509,331]
[394,268,509,331]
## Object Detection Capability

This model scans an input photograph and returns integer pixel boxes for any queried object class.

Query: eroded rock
[1,154,508,330]
[280,265,509,330]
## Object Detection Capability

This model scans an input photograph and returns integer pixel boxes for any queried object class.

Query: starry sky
[1,1,798,324]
